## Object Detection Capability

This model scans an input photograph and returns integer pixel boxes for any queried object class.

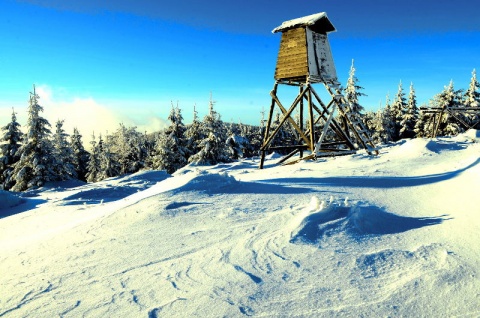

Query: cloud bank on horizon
[18,0,480,35]
[0,85,168,141]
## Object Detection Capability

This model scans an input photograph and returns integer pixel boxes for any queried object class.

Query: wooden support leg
[307,85,315,153]
[259,83,278,169]
[433,109,444,138]
[299,85,304,159]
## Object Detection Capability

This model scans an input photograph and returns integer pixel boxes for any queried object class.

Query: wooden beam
[309,86,356,149]
[261,87,310,151]
[299,85,304,158]
[277,148,301,165]
[307,84,315,152]
[259,83,278,169]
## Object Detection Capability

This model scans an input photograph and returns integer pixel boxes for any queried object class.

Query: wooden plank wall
[274,28,308,81]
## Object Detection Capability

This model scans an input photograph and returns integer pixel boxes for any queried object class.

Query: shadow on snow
[0,198,47,219]
[172,171,319,195]
[263,158,480,189]
[291,204,450,244]
[62,186,143,205]
[63,170,171,205]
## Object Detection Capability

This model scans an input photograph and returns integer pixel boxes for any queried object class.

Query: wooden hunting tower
[259,12,378,168]
[273,12,337,84]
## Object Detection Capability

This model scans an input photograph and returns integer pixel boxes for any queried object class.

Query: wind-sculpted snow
[62,170,170,204]
[1,132,480,317]
[0,190,22,210]
[172,170,238,194]
[291,199,448,244]
[0,190,47,220]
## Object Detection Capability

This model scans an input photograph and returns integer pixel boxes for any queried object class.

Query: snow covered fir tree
[399,83,419,139]
[430,80,464,136]
[10,86,56,191]
[188,96,230,165]
[344,60,365,114]
[52,120,77,181]
[70,128,89,182]
[1,71,479,192]
[464,69,480,128]
[151,105,188,174]
[0,109,23,190]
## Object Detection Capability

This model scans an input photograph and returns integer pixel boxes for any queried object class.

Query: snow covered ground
[1,131,480,317]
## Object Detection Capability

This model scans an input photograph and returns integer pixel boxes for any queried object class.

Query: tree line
[363,69,480,144]
[1,68,479,192]
[0,90,263,191]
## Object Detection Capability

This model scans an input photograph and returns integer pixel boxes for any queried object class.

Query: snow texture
[1,131,480,317]
[272,12,335,33]
[0,190,22,210]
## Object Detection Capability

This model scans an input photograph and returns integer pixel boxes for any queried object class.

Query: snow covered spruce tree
[184,104,203,161]
[97,134,119,180]
[52,120,77,181]
[188,96,229,165]
[109,124,147,175]
[0,108,24,190]
[86,133,101,183]
[368,108,390,144]
[399,83,419,139]
[390,81,407,141]
[414,104,431,138]
[381,94,396,142]
[225,123,247,160]
[431,80,464,136]
[343,59,370,146]
[152,105,188,174]
[237,122,257,158]
[11,86,56,191]
[464,69,480,128]
[70,128,90,182]
[344,59,365,114]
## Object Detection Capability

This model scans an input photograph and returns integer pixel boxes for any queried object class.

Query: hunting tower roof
[272,12,336,34]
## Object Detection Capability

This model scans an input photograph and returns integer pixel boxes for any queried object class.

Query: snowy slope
[1,131,480,317]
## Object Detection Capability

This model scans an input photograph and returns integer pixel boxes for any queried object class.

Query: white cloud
[24,85,168,140]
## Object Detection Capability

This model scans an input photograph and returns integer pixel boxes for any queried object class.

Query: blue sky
[1,0,479,136]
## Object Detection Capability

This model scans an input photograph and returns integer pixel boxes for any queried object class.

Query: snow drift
[0,190,22,210]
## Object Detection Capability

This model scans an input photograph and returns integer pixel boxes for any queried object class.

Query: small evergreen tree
[414,105,431,138]
[152,131,185,174]
[344,59,365,114]
[225,123,250,160]
[11,86,55,191]
[188,96,229,165]
[97,134,119,180]
[370,109,389,144]
[85,133,101,183]
[0,109,24,190]
[362,110,376,140]
[464,69,480,128]
[431,80,464,136]
[184,104,203,161]
[52,120,77,180]
[399,83,419,139]
[70,128,90,182]
[390,81,407,141]
[109,124,147,175]
[152,105,188,173]
[382,94,396,142]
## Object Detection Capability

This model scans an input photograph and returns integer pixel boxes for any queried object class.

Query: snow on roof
[272,12,336,34]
